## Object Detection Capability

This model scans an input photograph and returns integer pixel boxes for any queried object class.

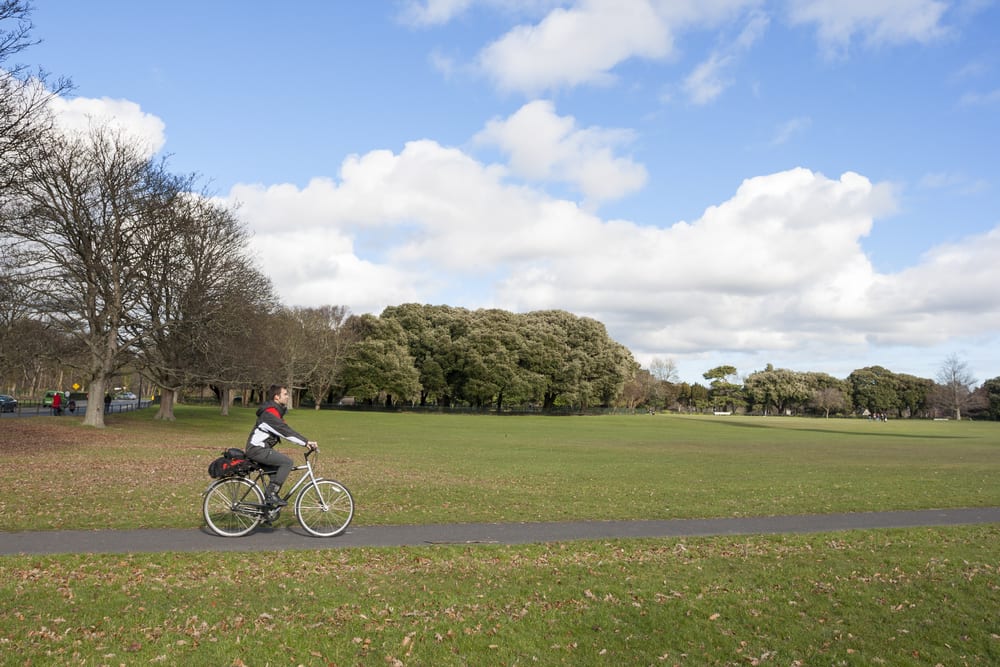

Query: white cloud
[473,100,647,207]
[398,0,476,26]
[48,95,167,155]
[958,88,1000,106]
[683,7,770,104]
[787,0,951,57]
[471,0,763,94]
[249,227,424,313]
[684,53,735,104]
[770,116,812,145]
[867,226,1000,343]
[496,168,895,328]
[477,0,673,93]
[919,171,990,194]
[950,58,990,82]
[399,0,567,26]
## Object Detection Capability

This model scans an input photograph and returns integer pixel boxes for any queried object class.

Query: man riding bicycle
[246,384,318,507]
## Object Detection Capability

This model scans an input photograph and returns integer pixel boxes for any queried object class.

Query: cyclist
[245,384,318,507]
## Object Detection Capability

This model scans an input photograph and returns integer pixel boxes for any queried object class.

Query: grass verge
[2,527,997,665]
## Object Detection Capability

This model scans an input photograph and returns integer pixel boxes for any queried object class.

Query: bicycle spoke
[203,477,264,537]
[296,479,354,537]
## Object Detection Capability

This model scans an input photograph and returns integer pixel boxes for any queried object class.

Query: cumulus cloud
[477,0,672,93]
[465,0,765,96]
[473,100,647,207]
[787,0,951,58]
[48,95,167,155]
[496,168,895,333]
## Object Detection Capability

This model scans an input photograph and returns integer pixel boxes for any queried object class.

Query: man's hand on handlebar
[306,441,319,452]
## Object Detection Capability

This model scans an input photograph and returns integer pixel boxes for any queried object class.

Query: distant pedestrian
[104,393,111,413]
[51,391,62,416]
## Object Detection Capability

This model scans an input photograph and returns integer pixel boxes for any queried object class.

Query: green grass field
[1,408,998,665]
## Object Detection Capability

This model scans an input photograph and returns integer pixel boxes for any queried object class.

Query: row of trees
[623,358,997,420]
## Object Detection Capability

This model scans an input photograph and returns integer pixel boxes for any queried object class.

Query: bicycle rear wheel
[203,477,264,537]
[295,479,354,537]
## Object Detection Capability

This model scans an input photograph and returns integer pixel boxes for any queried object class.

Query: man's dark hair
[267,384,285,402]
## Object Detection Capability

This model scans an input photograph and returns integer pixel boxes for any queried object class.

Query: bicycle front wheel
[295,479,354,537]
[203,477,264,537]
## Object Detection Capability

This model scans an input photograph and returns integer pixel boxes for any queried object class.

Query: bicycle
[202,448,354,538]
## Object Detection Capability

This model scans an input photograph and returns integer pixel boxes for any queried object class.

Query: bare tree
[130,194,276,420]
[0,0,35,62]
[202,267,283,416]
[934,354,980,420]
[287,305,357,409]
[2,125,188,426]
[0,1,71,194]
[810,386,847,418]
[648,356,680,383]
[620,367,654,411]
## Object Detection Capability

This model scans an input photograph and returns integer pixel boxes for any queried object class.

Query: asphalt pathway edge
[2,507,998,556]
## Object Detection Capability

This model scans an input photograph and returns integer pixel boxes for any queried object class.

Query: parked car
[0,394,17,412]
[115,391,137,401]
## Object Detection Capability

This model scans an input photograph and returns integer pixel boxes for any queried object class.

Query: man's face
[275,388,290,406]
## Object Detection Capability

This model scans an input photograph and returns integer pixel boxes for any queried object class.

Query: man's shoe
[265,483,287,507]
[265,492,287,507]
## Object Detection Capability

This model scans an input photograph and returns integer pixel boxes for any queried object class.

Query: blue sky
[25,0,1000,385]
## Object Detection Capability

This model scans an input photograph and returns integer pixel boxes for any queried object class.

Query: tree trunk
[82,377,107,428]
[219,387,231,416]
[156,388,177,421]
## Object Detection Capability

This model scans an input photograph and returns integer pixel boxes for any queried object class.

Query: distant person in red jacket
[245,384,318,507]
[51,391,62,416]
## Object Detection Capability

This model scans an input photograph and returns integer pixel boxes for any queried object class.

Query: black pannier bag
[208,448,258,478]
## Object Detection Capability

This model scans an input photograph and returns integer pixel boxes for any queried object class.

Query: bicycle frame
[268,458,319,504]
[240,452,321,515]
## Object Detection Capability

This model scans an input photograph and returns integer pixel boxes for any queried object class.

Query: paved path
[2,507,998,556]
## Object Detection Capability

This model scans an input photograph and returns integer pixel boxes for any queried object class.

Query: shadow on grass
[708,418,969,440]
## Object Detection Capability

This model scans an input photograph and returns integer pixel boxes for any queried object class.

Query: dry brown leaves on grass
[2,419,221,531]
[2,418,132,454]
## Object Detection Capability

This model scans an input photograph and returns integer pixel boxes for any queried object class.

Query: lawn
[1,408,998,665]
[3,407,998,531]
